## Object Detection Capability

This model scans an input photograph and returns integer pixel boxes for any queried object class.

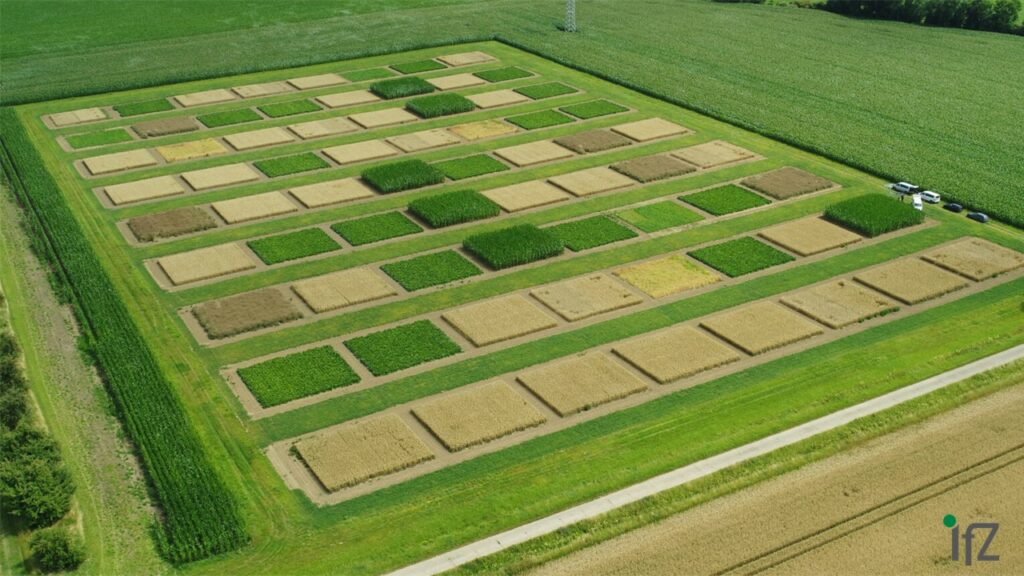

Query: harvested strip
[387,129,461,153]
[48,107,107,127]
[493,140,575,167]
[921,237,1024,281]
[315,90,380,109]
[157,243,257,285]
[700,300,825,355]
[549,166,635,197]
[611,118,690,142]
[517,352,648,416]
[613,325,741,384]
[481,180,570,212]
[238,346,359,408]
[132,116,199,138]
[192,287,302,339]
[127,206,216,242]
[294,414,434,492]
[854,258,970,304]
[412,381,546,452]
[173,88,236,107]
[611,154,696,183]
[287,73,348,90]
[553,129,632,154]
[442,294,558,346]
[427,73,487,90]
[349,108,418,128]
[211,191,297,224]
[447,119,518,141]
[181,163,261,190]
[289,178,375,208]
[233,81,291,98]
[741,167,836,199]
[322,140,399,165]
[437,51,495,66]
[82,149,158,175]
[467,90,530,109]
[224,127,295,151]
[156,138,228,162]
[344,320,461,376]
[672,140,756,168]
[292,268,396,313]
[781,280,898,329]
[614,255,720,298]
[105,175,185,206]
[758,216,862,256]
[288,117,359,139]
[531,274,643,321]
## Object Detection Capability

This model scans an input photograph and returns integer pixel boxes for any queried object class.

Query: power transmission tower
[565,0,577,32]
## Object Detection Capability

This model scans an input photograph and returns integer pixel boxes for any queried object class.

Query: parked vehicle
[892,182,921,194]
[943,203,964,213]
[920,190,941,204]
[911,193,923,211]
[967,212,990,223]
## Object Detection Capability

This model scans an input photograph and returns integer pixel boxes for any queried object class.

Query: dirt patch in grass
[173,88,236,107]
[289,177,375,208]
[344,319,461,376]
[613,325,741,384]
[181,162,260,190]
[105,175,185,206]
[531,274,643,321]
[294,414,434,492]
[611,154,696,183]
[854,258,969,304]
[614,255,719,298]
[48,107,107,126]
[781,280,898,329]
[700,300,824,355]
[921,237,1024,281]
[494,140,575,167]
[127,206,216,241]
[380,250,482,291]
[442,294,558,347]
[548,215,638,252]
[82,149,158,175]
[412,380,547,452]
[233,81,291,98]
[549,166,636,197]
[554,129,633,154]
[157,243,257,286]
[211,191,297,224]
[758,216,863,256]
[192,287,302,339]
[131,116,199,138]
[291,268,396,313]
[322,140,399,165]
[741,166,836,199]
[517,352,648,416]
[615,201,702,233]
[671,140,755,168]
[611,118,690,142]
[155,138,227,162]
[481,180,571,212]
[682,184,770,215]
[287,73,347,90]
[447,119,518,140]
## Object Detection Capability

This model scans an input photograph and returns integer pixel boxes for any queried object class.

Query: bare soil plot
[291,267,396,313]
[531,274,643,321]
[427,73,487,90]
[610,118,690,142]
[315,90,380,109]
[700,300,825,355]
[173,88,236,107]
[288,117,359,139]
[104,175,186,205]
[180,162,261,191]
[613,255,720,298]
[467,90,530,109]
[287,73,348,90]
[482,180,571,213]
[132,116,199,138]
[548,166,635,197]
[741,167,836,199]
[155,138,228,162]
[349,108,418,129]
[554,129,633,154]
[781,280,898,329]
[82,149,158,175]
[447,119,518,141]
[224,127,295,150]
[671,140,755,168]
[517,352,648,416]
[387,129,461,153]
[322,139,399,164]
[853,258,970,304]
[611,154,696,183]
[127,206,217,241]
[288,177,375,208]
[613,325,741,384]
[442,294,558,346]
[437,51,496,66]
[210,191,297,224]
[192,288,302,339]
[758,216,862,256]
[922,237,1024,281]
[157,243,258,285]
[294,414,434,492]
[411,380,547,452]
[232,81,292,98]
[48,107,107,127]
[493,140,575,167]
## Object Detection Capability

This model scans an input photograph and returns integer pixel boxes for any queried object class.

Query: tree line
[821,0,1022,34]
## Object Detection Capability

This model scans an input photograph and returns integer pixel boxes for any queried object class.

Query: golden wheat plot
[517,352,648,416]
[780,280,898,329]
[700,300,825,355]
[614,255,719,298]
[157,243,258,286]
[613,325,741,384]
[291,268,396,313]
[921,237,1024,281]
[758,216,862,256]
[854,258,969,304]
[531,274,643,321]
[441,294,558,347]
[671,140,755,168]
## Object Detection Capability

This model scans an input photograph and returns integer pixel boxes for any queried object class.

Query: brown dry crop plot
[741,166,836,199]
[210,191,297,224]
[610,118,690,142]
[611,155,696,183]
[466,89,530,109]
[291,268,396,313]
[82,149,158,175]
[781,280,898,329]
[482,180,571,212]
[232,81,291,98]
[554,129,633,153]
[157,243,258,286]
[174,88,236,107]
[922,237,1024,281]
[531,274,643,322]
[48,107,106,127]
[181,163,261,190]
[224,127,295,151]
[671,140,755,168]
[437,51,495,66]
[132,116,199,138]
[493,140,575,167]
[441,294,558,347]
[854,258,969,304]
[411,380,546,452]
[322,140,399,165]
[700,300,824,355]
[127,206,217,241]
[287,73,348,90]
[517,352,649,416]
[548,167,635,197]
[426,73,487,90]
[758,216,863,256]
[288,178,376,209]
[104,175,186,206]
[447,119,518,140]
[613,255,720,298]
[192,287,302,339]
[288,117,359,140]
[293,414,434,492]
[387,129,461,153]
[156,138,228,162]
[349,108,418,129]
[314,90,380,109]
[613,325,741,384]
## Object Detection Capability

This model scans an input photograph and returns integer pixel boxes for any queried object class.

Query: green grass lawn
[247,228,340,264]
[238,346,360,407]
[65,128,134,149]
[331,212,423,246]
[547,215,638,251]
[689,236,796,277]
[344,319,461,376]
[616,201,703,232]
[253,152,329,178]
[380,250,483,291]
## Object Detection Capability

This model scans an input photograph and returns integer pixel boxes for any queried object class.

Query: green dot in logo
[943,514,957,528]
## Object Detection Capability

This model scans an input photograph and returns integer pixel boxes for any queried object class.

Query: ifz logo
[944,514,1000,566]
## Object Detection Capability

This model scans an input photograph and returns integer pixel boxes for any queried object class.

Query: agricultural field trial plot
[412,381,546,451]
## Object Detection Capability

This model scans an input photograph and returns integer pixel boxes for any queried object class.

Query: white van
[892,182,921,194]
[911,193,924,211]
[920,190,941,204]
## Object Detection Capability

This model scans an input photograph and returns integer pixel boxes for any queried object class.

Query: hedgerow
[238,346,359,407]
[370,77,436,99]
[407,189,500,227]
[405,93,475,118]
[688,236,794,277]
[361,159,445,193]
[247,228,340,264]
[463,224,564,269]
[823,193,924,237]
[0,109,247,562]
[345,320,461,376]
[331,211,423,246]
[547,215,638,251]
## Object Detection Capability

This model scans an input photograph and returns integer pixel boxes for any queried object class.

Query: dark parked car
[943,203,963,213]
[967,212,990,223]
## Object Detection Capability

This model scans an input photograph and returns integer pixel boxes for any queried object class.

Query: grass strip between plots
[247,228,340,265]
[197,108,262,128]
[65,128,134,149]
[381,250,482,291]
[689,236,795,277]
[506,110,575,130]
[433,154,509,180]
[345,320,461,376]
[238,346,359,407]
[114,98,174,117]
[824,193,925,237]
[331,212,423,246]
[258,99,321,118]
[407,190,500,228]
[254,152,329,178]
[547,215,639,251]
[616,201,703,233]
[362,159,445,193]
[463,224,565,270]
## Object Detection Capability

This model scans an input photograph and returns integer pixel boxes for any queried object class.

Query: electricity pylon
[565,0,577,32]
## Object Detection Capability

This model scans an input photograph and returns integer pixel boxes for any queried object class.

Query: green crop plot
[345,68,395,81]
[65,128,133,149]
[475,66,532,82]
[560,100,628,119]
[114,99,174,117]
[345,320,461,376]
[362,159,446,193]
[254,152,329,178]
[247,228,340,265]
[689,236,795,277]
[616,201,703,232]
[331,211,423,246]
[547,215,638,251]
[515,82,577,100]
[463,224,565,269]
[370,77,435,99]
[433,154,509,180]
[824,193,925,237]
[683,184,771,215]
[258,99,321,118]
[390,59,446,74]
[405,93,475,118]
[197,108,262,128]
[506,109,575,130]
[380,250,482,291]
[238,346,360,407]
[407,189,500,228]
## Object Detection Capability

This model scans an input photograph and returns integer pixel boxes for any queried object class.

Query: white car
[911,193,924,211]
[920,190,941,204]
[892,182,921,194]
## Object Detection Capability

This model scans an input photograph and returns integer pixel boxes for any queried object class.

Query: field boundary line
[386,342,1024,576]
